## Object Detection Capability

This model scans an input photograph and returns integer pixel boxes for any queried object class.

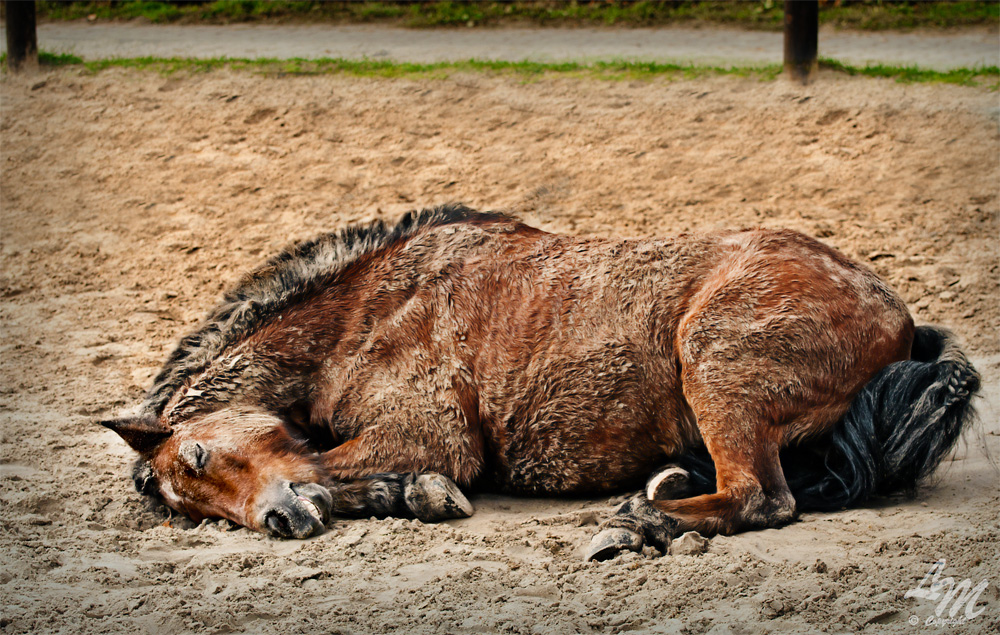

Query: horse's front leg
[323,472,473,522]
[318,429,480,523]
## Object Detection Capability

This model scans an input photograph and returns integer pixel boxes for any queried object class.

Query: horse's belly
[477,336,692,495]
[484,392,691,496]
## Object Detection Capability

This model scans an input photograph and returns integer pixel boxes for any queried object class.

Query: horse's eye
[179,441,210,473]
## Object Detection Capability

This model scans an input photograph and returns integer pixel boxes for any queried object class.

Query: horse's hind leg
[588,463,693,559]
[650,237,912,539]
[586,410,793,561]
[587,341,801,560]
[586,496,678,561]
[326,472,473,522]
[651,417,795,535]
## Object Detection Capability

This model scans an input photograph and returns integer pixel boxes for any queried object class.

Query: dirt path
[1,67,998,634]
[2,23,997,69]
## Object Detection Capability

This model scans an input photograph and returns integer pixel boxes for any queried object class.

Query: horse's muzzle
[260,482,333,539]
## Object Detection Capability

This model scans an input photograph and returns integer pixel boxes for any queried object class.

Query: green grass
[6,51,997,88]
[56,55,786,81]
[38,51,87,66]
[818,58,1000,86]
[33,1,1000,31]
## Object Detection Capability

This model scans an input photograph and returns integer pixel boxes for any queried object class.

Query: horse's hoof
[584,527,643,562]
[404,473,474,523]
[646,465,690,501]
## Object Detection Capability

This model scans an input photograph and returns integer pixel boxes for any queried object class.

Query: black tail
[678,326,982,512]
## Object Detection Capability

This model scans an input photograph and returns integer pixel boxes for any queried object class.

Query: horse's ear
[99,415,173,456]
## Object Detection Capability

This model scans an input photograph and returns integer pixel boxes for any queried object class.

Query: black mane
[142,204,511,416]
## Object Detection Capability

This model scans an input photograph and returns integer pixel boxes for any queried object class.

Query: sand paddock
[1,68,997,633]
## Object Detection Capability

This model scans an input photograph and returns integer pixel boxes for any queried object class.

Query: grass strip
[33,1,1000,31]
[12,54,784,81]
[817,58,1000,87]
[80,57,786,81]
[4,53,997,87]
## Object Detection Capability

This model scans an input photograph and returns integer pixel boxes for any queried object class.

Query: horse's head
[100,408,333,538]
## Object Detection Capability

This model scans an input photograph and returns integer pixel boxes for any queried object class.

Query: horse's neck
[159,343,300,424]
[160,237,458,427]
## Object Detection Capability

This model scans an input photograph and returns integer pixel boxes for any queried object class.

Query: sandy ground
[1,67,998,634]
[2,23,998,70]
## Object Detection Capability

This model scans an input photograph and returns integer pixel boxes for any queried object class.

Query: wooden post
[5,1,39,73]
[784,0,818,84]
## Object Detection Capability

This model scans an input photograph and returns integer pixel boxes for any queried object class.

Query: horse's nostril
[264,510,291,537]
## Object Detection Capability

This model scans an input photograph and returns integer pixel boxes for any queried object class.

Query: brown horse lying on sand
[102,205,980,560]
